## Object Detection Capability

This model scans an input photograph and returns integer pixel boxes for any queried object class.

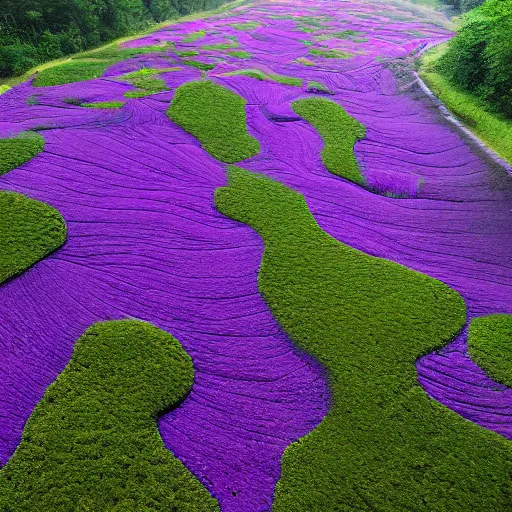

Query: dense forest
[0,0,229,77]
[438,0,512,118]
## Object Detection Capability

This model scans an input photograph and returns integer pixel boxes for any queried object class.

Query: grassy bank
[419,43,512,166]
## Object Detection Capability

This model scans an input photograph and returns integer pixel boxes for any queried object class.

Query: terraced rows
[0,0,511,510]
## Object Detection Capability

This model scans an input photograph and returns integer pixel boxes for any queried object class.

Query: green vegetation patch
[215,167,512,512]
[175,50,200,57]
[0,192,66,283]
[294,57,315,66]
[201,42,238,51]
[182,30,206,43]
[0,320,219,511]
[315,29,365,41]
[0,132,45,176]
[182,59,216,71]
[0,85,11,95]
[224,68,301,86]
[229,21,260,31]
[306,80,333,94]
[81,101,125,109]
[309,48,352,59]
[292,97,365,184]
[227,50,252,59]
[119,67,173,95]
[33,60,111,86]
[167,80,259,163]
[469,315,512,387]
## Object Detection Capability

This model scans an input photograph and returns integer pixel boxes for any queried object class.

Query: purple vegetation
[1,1,511,511]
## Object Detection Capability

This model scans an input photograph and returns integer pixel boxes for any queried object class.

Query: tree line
[0,0,228,77]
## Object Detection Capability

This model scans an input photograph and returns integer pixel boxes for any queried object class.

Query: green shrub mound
[0,192,66,283]
[0,132,45,176]
[437,0,512,118]
[167,80,260,163]
[0,320,220,512]
[469,314,512,387]
[215,167,512,512]
[223,68,302,86]
[292,97,365,184]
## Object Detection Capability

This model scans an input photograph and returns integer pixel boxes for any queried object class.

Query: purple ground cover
[0,1,511,510]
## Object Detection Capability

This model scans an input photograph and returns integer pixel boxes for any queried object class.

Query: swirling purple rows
[0,1,511,511]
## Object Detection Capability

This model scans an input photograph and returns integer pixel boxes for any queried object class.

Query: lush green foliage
[469,315,512,387]
[0,132,44,175]
[223,68,302,86]
[0,192,66,283]
[120,67,177,96]
[292,98,365,184]
[437,0,512,118]
[81,101,126,108]
[0,0,229,78]
[33,60,112,86]
[215,167,512,512]
[420,44,512,164]
[0,320,219,511]
[182,59,216,71]
[167,80,260,163]
[309,48,352,59]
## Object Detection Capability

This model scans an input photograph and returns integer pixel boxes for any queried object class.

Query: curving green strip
[0,132,44,176]
[469,314,512,387]
[81,101,126,109]
[0,192,66,283]
[167,80,260,163]
[215,167,512,512]
[292,97,365,184]
[223,68,302,86]
[0,320,219,511]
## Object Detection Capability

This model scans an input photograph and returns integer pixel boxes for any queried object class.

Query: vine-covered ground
[0,0,511,511]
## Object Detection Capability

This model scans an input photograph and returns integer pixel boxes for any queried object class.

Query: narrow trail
[0,1,511,511]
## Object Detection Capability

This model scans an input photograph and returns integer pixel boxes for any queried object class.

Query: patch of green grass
[201,42,238,51]
[294,57,315,66]
[306,80,333,94]
[315,30,365,41]
[33,60,111,86]
[0,132,45,176]
[420,44,512,165]
[182,30,206,43]
[292,97,365,184]
[0,320,219,511]
[175,50,200,57]
[119,67,177,96]
[182,60,216,71]
[227,50,252,59]
[167,80,259,163]
[0,85,10,95]
[214,167,512,512]
[0,191,66,283]
[230,21,260,31]
[81,101,125,109]
[309,48,352,59]
[224,68,301,86]
[469,315,512,387]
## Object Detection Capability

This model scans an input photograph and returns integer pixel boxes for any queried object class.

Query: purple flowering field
[0,0,511,510]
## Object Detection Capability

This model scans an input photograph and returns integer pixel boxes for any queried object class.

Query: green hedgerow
[292,97,365,184]
[215,167,512,512]
[167,80,260,163]
[469,314,512,387]
[0,320,219,511]
[0,191,66,283]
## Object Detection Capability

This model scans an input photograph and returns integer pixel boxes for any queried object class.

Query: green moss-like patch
[33,60,111,87]
[294,57,315,66]
[182,59,216,71]
[119,67,170,95]
[230,21,260,31]
[309,47,352,59]
[0,192,66,283]
[0,132,45,176]
[292,97,365,184]
[215,167,512,512]
[306,80,333,94]
[223,68,301,86]
[81,101,125,109]
[0,320,219,511]
[469,315,512,387]
[0,85,10,95]
[227,50,252,59]
[175,50,200,57]
[201,42,238,51]
[315,30,365,41]
[167,80,259,163]
[182,30,206,43]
